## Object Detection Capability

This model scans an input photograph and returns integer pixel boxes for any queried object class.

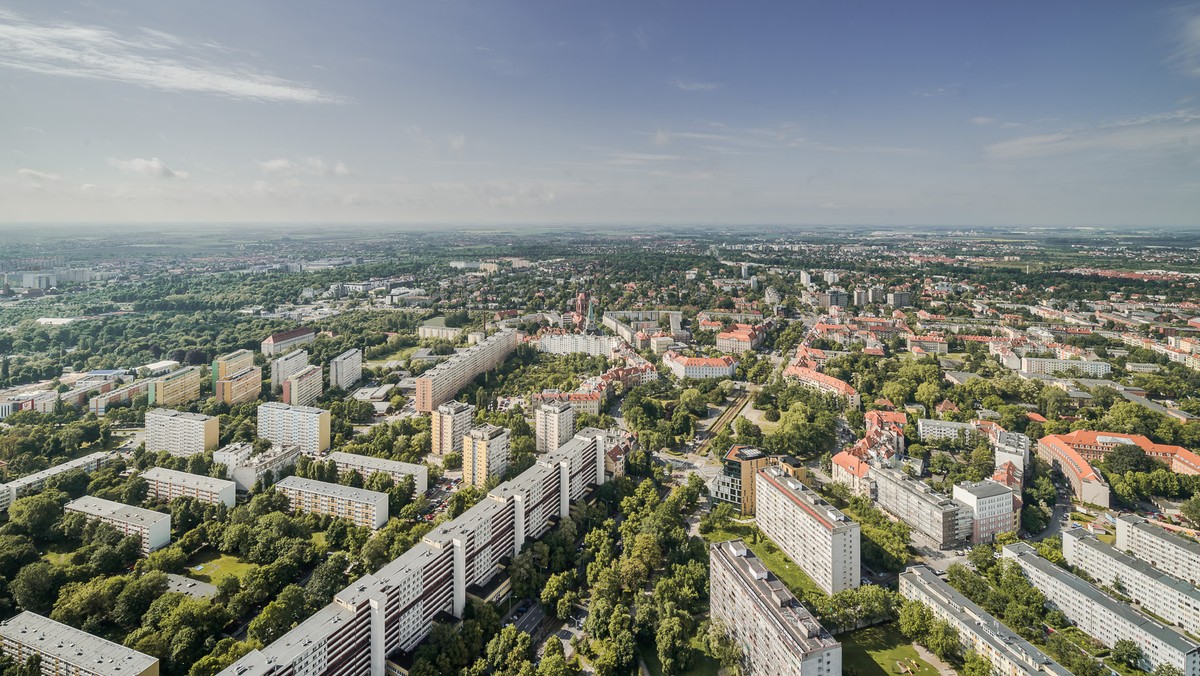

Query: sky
[2,1,1200,227]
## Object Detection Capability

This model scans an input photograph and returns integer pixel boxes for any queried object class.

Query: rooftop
[0,611,159,675]
[275,475,388,504]
[65,496,170,528]
[141,466,236,493]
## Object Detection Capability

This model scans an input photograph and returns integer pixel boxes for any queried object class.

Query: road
[692,391,752,460]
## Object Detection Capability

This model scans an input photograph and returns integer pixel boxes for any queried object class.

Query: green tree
[961,651,991,676]
[10,561,61,613]
[925,619,961,662]
[1112,639,1142,669]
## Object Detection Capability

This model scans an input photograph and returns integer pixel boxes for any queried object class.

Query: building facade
[710,445,774,516]
[1035,434,1111,508]
[65,496,170,555]
[147,366,201,407]
[463,424,510,487]
[0,612,160,676]
[141,466,236,508]
[755,466,860,595]
[326,452,428,495]
[211,349,255,392]
[275,476,389,529]
[1116,515,1200,586]
[414,330,518,412]
[283,364,324,407]
[329,349,363,391]
[535,401,574,454]
[257,402,331,455]
[872,466,967,549]
[144,409,219,456]
[261,327,316,356]
[214,442,303,492]
[215,366,263,405]
[662,351,737,379]
[952,480,1018,545]
[432,401,475,455]
[270,349,310,391]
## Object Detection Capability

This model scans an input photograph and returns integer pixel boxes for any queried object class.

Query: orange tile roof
[831,451,870,478]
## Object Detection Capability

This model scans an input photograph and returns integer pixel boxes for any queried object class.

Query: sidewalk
[913,644,956,676]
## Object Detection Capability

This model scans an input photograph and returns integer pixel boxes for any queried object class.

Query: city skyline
[3,1,1200,226]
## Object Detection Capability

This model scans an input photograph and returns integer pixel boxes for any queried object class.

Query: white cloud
[606,152,682,166]
[672,80,721,92]
[16,168,60,181]
[651,129,671,146]
[448,134,467,152]
[109,157,188,179]
[970,116,996,126]
[985,110,1200,159]
[80,183,98,191]
[911,84,961,97]
[1169,10,1200,77]
[257,156,351,177]
[0,10,346,103]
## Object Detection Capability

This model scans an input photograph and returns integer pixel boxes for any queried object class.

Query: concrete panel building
[215,366,263,405]
[1116,515,1200,586]
[144,409,219,456]
[326,452,428,495]
[275,476,388,529]
[141,466,236,508]
[258,402,331,455]
[872,466,967,549]
[709,540,842,676]
[463,424,509,488]
[414,330,518,412]
[282,364,324,407]
[147,366,201,407]
[270,349,309,391]
[0,452,114,512]
[65,496,170,555]
[329,349,363,391]
[211,349,255,392]
[214,442,303,492]
[535,401,574,454]
[0,611,160,676]
[756,466,861,594]
[952,480,1019,545]
[432,401,475,455]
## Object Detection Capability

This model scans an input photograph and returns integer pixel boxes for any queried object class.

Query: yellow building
[147,366,201,407]
[215,365,263,405]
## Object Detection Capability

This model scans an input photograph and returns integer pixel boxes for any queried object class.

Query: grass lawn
[841,625,939,676]
[1097,533,1115,545]
[701,524,827,604]
[638,637,721,676]
[185,549,257,585]
[41,542,76,566]
[365,345,416,367]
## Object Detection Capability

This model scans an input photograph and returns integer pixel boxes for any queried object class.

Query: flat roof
[0,611,159,675]
[258,401,327,415]
[141,466,235,493]
[7,452,112,490]
[1065,530,1200,605]
[275,475,387,504]
[955,480,1013,499]
[326,452,424,475]
[1118,515,1200,559]
[146,408,213,422]
[758,466,855,532]
[65,496,170,528]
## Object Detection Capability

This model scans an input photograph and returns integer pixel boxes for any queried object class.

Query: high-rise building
[215,366,263,405]
[709,445,774,516]
[535,401,574,454]
[147,366,201,407]
[868,286,886,304]
[432,401,475,455]
[275,476,388,529]
[257,402,331,455]
[326,452,428,494]
[282,364,323,407]
[211,349,255,392]
[951,480,1018,544]
[270,349,309,391]
[141,466,236,508]
[755,466,860,594]
[1116,515,1200,586]
[414,330,519,412]
[853,288,870,306]
[872,466,968,549]
[214,442,302,492]
[64,496,170,555]
[0,612,160,676]
[261,327,315,356]
[329,348,362,391]
[463,424,510,487]
[709,540,842,676]
[144,408,219,456]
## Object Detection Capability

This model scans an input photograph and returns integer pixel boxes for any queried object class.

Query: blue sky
[2,1,1199,226]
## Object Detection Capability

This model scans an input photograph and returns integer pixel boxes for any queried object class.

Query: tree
[1152,665,1185,676]
[484,625,533,674]
[1112,639,1143,669]
[961,651,991,676]
[8,492,65,540]
[898,599,933,640]
[1105,444,1150,475]
[924,619,961,662]
[1179,495,1200,526]
[10,561,61,613]
[248,585,307,644]
[703,620,743,674]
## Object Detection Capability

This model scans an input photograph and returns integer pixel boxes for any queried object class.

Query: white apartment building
[221,430,607,676]
[214,442,302,492]
[270,349,309,391]
[0,451,114,512]
[275,476,388,529]
[872,466,968,549]
[1116,515,1200,586]
[65,496,170,555]
[88,380,150,415]
[282,364,324,407]
[1062,529,1200,632]
[144,408,219,456]
[1003,542,1200,674]
[1020,356,1112,377]
[414,330,519,412]
[662,350,737,379]
[257,402,331,455]
[141,466,236,508]
[463,424,510,487]
[952,480,1018,545]
[329,348,362,391]
[709,540,842,676]
[537,333,620,356]
[755,466,860,595]
[432,401,475,455]
[535,401,575,454]
[0,612,160,676]
[326,452,428,494]
[899,566,1071,676]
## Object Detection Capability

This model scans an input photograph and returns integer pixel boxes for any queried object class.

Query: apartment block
[0,451,114,512]
[414,329,518,412]
[211,349,255,392]
[329,349,363,391]
[326,452,428,494]
[1020,357,1112,377]
[215,366,263,405]
[1035,435,1111,508]
[141,466,236,508]
[756,466,861,594]
[537,333,620,356]
[710,445,774,516]
[709,540,842,676]
[261,327,316,356]
[283,364,324,407]
[275,476,388,529]
[952,480,1018,545]
[463,424,510,487]
[88,380,149,415]
[270,349,309,391]
[872,466,968,549]
[782,364,860,408]
[221,430,607,676]
[1062,529,1200,632]
[144,409,219,456]
[899,566,1071,676]
[1116,515,1200,586]
[65,496,170,555]
[535,401,574,454]
[662,350,737,379]
[147,366,201,407]
[214,442,302,492]
[1003,542,1200,674]
[432,401,475,455]
[0,611,160,676]
[257,402,331,455]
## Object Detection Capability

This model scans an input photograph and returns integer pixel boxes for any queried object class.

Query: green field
[185,549,257,584]
[702,523,827,604]
[841,625,939,676]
